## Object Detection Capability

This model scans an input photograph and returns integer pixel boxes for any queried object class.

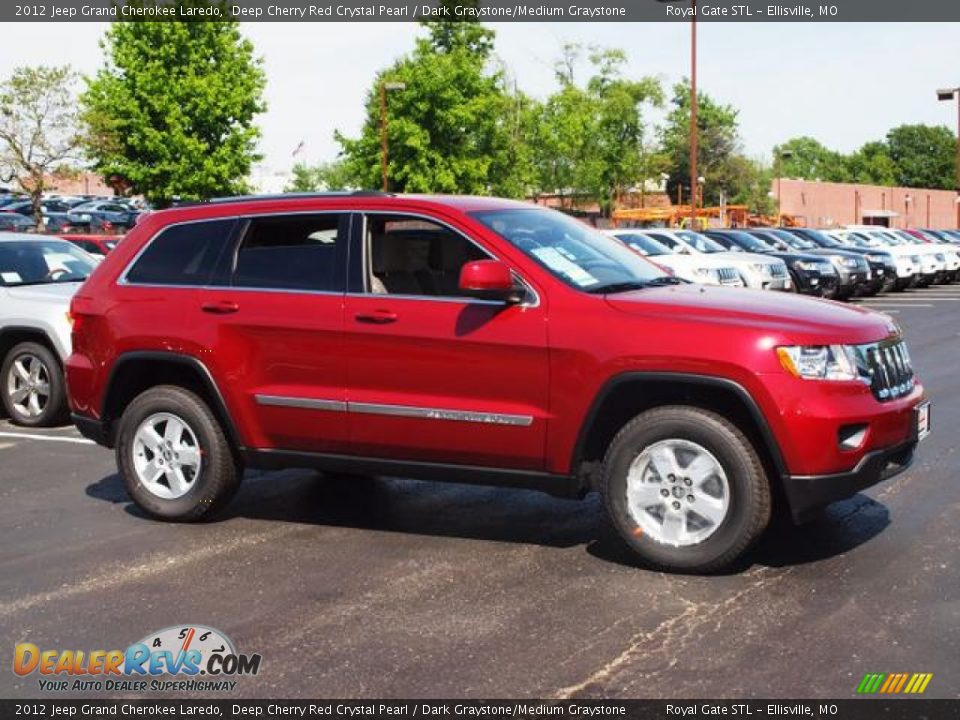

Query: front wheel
[116,385,240,521]
[1,341,68,427]
[601,406,772,573]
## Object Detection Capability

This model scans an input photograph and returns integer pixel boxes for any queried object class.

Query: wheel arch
[0,326,63,368]
[572,372,788,490]
[101,351,243,450]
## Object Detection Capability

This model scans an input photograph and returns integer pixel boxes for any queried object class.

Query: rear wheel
[1,341,67,427]
[601,406,771,573]
[116,385,240,521]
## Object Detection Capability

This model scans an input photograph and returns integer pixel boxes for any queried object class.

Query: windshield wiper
[644,276,687,286]
[586,281,651,294]
[587,277,686,294]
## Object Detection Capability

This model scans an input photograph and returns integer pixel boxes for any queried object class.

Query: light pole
[658,0,698,230]
[380,81,406,192]
[776,149,793,225]
[937,88,960,228]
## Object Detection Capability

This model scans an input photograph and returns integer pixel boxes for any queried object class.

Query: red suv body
[67,194,929,572]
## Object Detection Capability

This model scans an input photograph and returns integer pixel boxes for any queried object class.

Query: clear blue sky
[3,21,958,172]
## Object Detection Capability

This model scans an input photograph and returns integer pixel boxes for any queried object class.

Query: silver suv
[0,234,96,426]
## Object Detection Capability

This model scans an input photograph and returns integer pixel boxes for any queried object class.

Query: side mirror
[459,260,524,304]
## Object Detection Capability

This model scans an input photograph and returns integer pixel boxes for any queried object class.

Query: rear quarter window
[124,219,236,286]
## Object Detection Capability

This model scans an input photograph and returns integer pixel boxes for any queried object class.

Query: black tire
[115,385,240,521]
[1,341,68,427]
[601,405,772,573]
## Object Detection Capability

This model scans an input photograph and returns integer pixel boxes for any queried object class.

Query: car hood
[4,282,82,304]
[658,254,734,271]
[712,251,781,266]
[605,284,895,344]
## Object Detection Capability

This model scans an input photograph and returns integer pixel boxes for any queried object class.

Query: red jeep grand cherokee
[66,194,930,572]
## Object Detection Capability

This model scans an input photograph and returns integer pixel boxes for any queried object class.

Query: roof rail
[171,191,395,207]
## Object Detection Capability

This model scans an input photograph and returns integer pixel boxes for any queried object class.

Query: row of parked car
[0,192,144,235]
[604,225,960,301]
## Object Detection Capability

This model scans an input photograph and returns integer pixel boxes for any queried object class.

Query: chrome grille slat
[858,339,914,402]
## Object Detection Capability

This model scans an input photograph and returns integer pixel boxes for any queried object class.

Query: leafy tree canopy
[0,65,85,220]
[660,80,740,206]
[82,2,266,206]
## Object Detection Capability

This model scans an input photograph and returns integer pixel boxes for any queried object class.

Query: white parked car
[0,234,97,426]
[840,227,942,287]
[634,228,791,290]
[603,230,745,287]
[888,229,960,282]
[825,229,921,290]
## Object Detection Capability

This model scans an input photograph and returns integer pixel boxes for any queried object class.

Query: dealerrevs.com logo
[13,624,262,693]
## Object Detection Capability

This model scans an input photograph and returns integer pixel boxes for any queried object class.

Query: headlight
[866,254,887,262]
[793,261,819,271]
[776,345,859,381]
[818,262,838,275]
[693,267,714,278]
[910,255,921,264]
[839,256,859,267]
[748,262,767,273]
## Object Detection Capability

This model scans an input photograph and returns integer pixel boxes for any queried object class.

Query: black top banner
[7,0,960,23]
[2,700,960,719]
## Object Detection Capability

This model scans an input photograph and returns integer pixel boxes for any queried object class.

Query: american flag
[292,140,305,157]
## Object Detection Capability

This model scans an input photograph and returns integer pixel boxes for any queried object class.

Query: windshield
[470,208,668,292]
[676,230,725,253]
[0,240,96,286]
[798,228,840,247]
[612,232,670,256]
[770,229,817,250]
[724,231,773,252]
[878,232,906,246]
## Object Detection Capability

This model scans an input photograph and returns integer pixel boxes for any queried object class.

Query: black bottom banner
[2,700,958,720]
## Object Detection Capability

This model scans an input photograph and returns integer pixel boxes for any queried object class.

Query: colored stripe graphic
[857,672,932,694]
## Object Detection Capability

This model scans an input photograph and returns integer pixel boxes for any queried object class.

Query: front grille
[855,340,915,402]
[769,263,787,278]
[717,267,740,284]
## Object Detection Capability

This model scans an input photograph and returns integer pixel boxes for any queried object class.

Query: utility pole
[379,81,406,192]
[936,87,960,227]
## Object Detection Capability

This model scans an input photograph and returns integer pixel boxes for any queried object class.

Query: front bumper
[791,268,838,296]
[783,439,917,522]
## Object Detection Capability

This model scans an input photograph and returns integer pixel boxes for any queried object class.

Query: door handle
[201,300,240,314]
[355,309,398,324]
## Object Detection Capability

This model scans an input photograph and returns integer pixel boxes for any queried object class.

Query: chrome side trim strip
[255,395,347,412]
[350,401,534,427]
[253,394,534,427]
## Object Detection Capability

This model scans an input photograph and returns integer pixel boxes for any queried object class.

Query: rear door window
[125,219,236,286]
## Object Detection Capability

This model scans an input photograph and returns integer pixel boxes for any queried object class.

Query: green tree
[844,141,897,186]
[660,80,740,206]
[885,124,956,189]
[0,66,85,222]
[335,19,527,195]
[719,154,774,215]
[530,44,662,215]
[774,136,849,182]
[285,160,355,192]
[82,2,266,206]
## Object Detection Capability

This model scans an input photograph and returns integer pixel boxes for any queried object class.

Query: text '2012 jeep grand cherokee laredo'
[66,194,931,573]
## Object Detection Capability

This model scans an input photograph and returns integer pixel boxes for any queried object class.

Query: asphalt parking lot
[2,284,959,700]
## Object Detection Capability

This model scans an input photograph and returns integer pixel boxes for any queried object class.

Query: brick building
[776,178,959,230]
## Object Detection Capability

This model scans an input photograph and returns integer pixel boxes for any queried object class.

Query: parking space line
[0,431,94,445]
[860,304,933,309]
